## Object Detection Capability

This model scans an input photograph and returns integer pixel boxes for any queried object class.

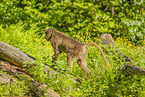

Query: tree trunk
[0,42,35,67]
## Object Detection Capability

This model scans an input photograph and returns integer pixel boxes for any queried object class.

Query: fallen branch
[0,60,59,97]
[121,65,145,75]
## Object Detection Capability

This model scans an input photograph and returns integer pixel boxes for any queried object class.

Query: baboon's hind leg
[77,58,91,78]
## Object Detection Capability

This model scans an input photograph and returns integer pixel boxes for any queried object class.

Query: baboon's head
[45,28,53,41]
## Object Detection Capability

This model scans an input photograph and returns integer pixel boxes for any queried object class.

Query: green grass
[0,22,145,96]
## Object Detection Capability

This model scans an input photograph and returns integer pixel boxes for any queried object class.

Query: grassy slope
[0,22,145,96]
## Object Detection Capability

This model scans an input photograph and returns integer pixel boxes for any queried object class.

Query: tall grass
[0,22,145,96]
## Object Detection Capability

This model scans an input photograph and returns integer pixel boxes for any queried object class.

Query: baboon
[45,28,110,78]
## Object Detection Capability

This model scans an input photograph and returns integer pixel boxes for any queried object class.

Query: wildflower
[3,17,6,20]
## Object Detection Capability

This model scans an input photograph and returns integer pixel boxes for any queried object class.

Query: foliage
[0,23,145,96]
[0,0,144,45]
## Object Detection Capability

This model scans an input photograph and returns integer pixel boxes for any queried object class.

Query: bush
[0,0,144,44]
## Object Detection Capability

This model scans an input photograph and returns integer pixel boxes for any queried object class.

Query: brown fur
[45,28,110,78]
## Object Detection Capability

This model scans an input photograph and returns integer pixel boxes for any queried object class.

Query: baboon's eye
[49,29,52,33]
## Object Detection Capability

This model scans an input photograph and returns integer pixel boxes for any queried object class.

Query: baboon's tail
[84,43,110,67]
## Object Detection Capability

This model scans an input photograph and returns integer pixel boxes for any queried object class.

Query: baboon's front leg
[52,50,62,63]
[67,53,74,67]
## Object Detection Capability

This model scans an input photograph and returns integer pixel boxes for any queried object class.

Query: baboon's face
[45,28,53,41]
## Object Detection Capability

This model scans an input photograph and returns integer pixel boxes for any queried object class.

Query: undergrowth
[0,22,145,96]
